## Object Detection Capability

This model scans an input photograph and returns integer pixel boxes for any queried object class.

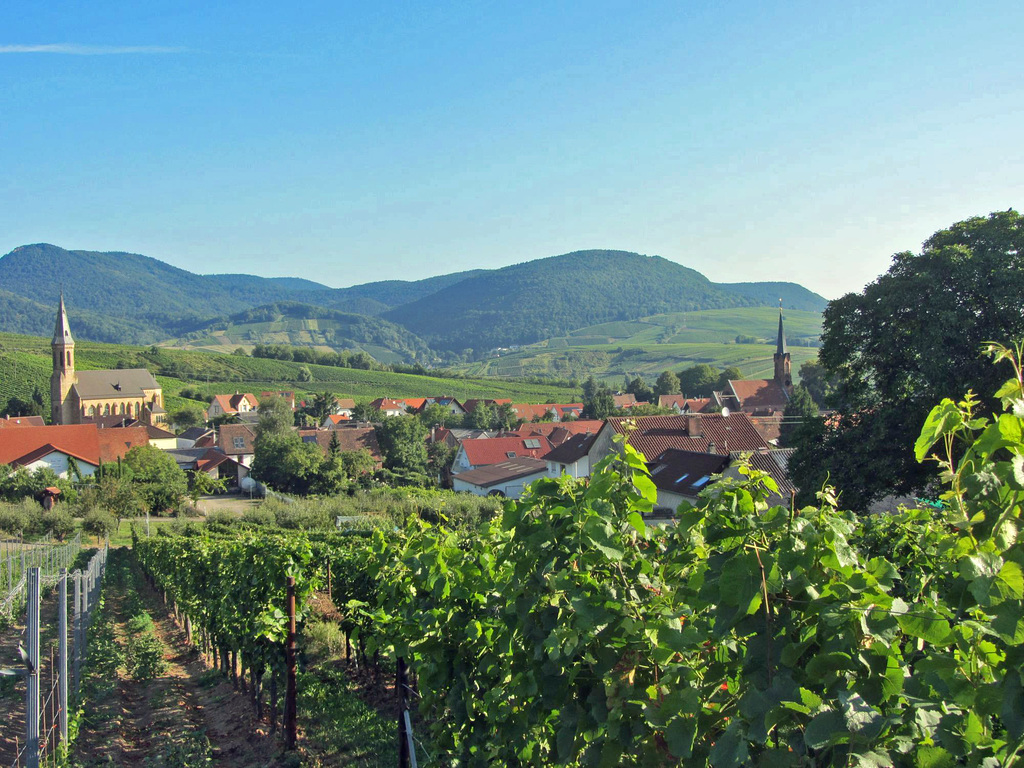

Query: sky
[0,1,1021,299]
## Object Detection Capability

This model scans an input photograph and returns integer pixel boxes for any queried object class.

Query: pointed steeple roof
[775,303,787,356]
[53,293,74,346]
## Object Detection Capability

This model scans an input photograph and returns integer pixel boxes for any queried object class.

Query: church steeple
[53,292,74,346]
[773,302,792,392]
[51,293,76,424]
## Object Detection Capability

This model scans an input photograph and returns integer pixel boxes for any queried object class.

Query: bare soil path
[72,550,290,767]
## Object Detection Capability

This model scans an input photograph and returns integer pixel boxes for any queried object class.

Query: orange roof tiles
[0,424,101,467]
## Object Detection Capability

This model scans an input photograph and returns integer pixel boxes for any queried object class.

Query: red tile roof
[0,424,101,467]
[0,416,46,428]
[218,424,257,456]
[370,398,407,413]
[325,414,352,425]
[297,428,383,464]
[613,394,637,408]
[460,435,554,467]
[658,395,713,413]
[511,403,584,421]
[462,398,512,413]
[97,426,151,463]
[606,413,768,460]
[514,420,604,445]
[728,380,790,413]
[212,392,260,415]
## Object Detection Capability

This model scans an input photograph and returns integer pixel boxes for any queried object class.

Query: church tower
[773,305,793,393]
[50,294,76,424]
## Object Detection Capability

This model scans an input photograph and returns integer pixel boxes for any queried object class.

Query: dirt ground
[72,552,290,767]
[192,494,263,517]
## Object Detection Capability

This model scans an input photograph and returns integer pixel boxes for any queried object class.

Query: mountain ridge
[0,243,828,358]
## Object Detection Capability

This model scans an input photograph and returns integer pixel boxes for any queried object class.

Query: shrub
[41,508,75,540]
[0,498,39,537]
[83,509,117,543]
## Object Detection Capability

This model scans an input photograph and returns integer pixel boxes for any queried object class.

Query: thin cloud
[0,44,185,55]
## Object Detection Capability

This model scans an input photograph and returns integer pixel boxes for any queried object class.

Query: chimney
[688,414,701,437]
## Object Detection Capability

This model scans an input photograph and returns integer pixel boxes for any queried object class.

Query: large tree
[790,209,1024,508]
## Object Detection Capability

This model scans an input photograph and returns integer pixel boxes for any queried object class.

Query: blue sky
[1,1,1021,299]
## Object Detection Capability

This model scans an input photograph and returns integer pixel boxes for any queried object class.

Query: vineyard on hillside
[130,349,1024,766]
[0,331,579,416]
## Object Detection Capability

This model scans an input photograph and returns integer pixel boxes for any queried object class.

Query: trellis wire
[0,534,81,622]
[3,546,107,768]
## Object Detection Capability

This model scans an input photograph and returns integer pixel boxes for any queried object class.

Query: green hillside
[164,302,434,364]
[453,307,821,384]
[0,332,578,418]
[384,250,827,353]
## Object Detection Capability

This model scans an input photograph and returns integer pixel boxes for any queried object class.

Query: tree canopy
[790,209,1024,507]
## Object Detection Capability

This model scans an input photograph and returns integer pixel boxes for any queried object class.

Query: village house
[589,412,770,469]
[369,398,408,417]
[511,403,584,422]
[208,392,260,419]
[657,395,714,414]
[217,423,257,466]
[451,435,554,475]
[0,415,46,428]
[544,432,599,479]
[0,423,152,479]
[297,426,383,467]
[647,449,730,513]
[452,457,549,499]
[50,297,166,426]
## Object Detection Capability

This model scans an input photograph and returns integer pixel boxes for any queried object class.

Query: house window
[233,437,246,450]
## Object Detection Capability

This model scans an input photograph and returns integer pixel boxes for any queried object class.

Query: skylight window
[524,439,541,449]
[692,476,711,489]
[674,474,690,485]
[506,451,517,458]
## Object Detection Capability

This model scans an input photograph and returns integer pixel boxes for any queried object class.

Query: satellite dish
[721,407,731,418]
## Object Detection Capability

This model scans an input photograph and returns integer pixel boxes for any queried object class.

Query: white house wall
[22,452,98,479]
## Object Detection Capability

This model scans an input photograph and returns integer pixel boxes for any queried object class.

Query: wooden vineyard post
[285,575,297,750]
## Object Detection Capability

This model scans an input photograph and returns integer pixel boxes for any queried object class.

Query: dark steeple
[773,301,792,392]
[776,304,787,356]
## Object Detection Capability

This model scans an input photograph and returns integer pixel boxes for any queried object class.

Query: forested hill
[0,243,827,355]
[383,250,828,353]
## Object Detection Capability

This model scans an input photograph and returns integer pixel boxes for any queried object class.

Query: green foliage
[0,497,42,537]
[375,416,428,474]
[677,363,718,396]
[780,384,817,447]
[798,360,834,407]
[41,508,75,540]
[125,612,169,682]
[256,394,295,438]
[83,508,118,542]
[122,445,189,514]
[799,208,1024,506]
[655,369,681,396]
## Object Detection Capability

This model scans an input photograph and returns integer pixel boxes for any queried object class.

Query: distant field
[454,307,822,384]
[0,332,579,417]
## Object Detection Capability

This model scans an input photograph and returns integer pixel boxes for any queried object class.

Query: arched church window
[66,351,72,366]
[104,404,110,416]
[88,406,95,417]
